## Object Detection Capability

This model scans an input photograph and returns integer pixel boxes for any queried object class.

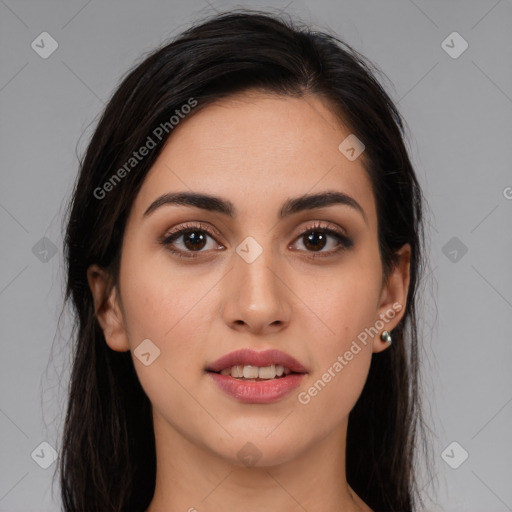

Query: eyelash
[160,221,353,260]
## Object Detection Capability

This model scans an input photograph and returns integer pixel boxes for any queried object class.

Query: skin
[88,91,410,512]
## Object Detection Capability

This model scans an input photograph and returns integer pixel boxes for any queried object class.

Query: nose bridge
[223,234,290,332]
[236,234,281,304]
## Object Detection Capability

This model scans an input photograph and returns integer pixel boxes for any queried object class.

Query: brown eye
[302,231,329,251]
[291,224,353,257]
[179,230,208,251]
[161,223,223,259]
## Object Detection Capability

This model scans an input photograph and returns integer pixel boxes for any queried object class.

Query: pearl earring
[381,330,392,345]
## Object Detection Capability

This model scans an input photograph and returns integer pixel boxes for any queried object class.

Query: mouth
[205,348,307,376]
[205,349,307,403]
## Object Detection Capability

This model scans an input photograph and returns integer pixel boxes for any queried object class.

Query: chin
[211,432,305,469]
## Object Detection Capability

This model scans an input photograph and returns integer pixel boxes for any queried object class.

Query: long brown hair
[57,9,432,511]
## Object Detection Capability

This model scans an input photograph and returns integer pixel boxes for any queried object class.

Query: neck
[145,411,368,512]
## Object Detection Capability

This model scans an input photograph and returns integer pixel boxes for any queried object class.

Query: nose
[221,241,291,335]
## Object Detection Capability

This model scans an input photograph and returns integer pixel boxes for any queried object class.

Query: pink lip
[205,348,307,373]
[205,349,307,404]
[207,372,305,404]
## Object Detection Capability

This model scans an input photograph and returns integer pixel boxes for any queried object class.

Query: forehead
[130,91,376,225]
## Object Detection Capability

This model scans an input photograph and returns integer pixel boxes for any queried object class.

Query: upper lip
[206,349,308,373]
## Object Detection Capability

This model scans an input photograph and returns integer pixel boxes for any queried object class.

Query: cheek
[291,256,381,426]
[320,283,381,344]
[294,281,379,428]
[119,237,215,339]
[295,253,383,348]
[118,262,217,432]
[118,248,214,376]
[295,346,371,444]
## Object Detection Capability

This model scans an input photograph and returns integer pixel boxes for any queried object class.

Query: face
[88,91,409,467]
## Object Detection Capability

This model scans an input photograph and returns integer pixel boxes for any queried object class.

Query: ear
[87,264,130,352]
[372,244,411,354]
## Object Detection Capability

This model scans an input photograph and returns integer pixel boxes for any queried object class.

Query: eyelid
[290,220,349,241]
[161,221,223,242]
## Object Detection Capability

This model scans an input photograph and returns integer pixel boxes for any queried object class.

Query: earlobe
[373,244,411,353]
[86,264,130,352]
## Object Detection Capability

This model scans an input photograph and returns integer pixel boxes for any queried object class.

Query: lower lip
[207,372,305,404]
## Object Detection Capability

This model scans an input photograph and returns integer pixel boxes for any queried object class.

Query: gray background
[1,0,511,510]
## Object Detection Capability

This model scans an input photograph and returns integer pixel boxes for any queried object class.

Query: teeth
[258,364,275,379]
[231,365,243,378]
[219,364,293,379]
[243,365,259,379]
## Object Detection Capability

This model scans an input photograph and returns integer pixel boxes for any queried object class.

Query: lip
[205,349,308,404]
[205,348,308,373]
[207,372,305,404]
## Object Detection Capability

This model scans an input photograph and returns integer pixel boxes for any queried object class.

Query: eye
[160,221,353,260]
[160,222,223,259]
[290,222,353,257]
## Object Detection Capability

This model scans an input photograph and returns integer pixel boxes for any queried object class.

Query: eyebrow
[143,190,367,223]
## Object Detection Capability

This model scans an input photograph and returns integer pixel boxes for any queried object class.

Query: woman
[59,9,431,512]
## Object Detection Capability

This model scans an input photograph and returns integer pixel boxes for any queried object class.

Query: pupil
[304,232,326,251]
[184,232,207,251]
